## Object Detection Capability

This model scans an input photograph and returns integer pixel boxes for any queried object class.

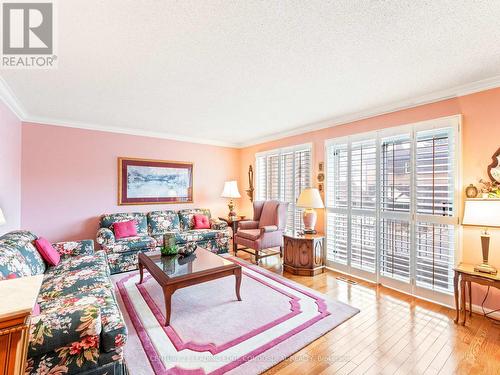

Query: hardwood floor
[234,251,500,375]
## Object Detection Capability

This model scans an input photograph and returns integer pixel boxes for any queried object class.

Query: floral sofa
[0,230,127,375]
[96,208,231,274]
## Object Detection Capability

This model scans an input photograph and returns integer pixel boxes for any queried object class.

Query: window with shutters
[255,143,312,233]
[325,116,460,303]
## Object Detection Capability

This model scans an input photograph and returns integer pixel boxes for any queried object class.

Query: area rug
[113,257,359,375]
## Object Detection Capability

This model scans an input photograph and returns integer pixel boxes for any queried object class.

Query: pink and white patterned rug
[113,257,359,375]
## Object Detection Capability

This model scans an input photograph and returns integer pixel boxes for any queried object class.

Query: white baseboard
[470,303,500,320]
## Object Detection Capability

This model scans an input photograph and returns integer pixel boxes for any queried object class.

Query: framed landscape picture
[118,157,193,205]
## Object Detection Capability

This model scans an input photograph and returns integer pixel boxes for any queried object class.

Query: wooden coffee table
[138,248,242,326]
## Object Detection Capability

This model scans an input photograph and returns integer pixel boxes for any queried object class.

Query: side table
[0,274,43,375]
[218,217,247,242]
[283,233,325,276]
[454,263,500,325]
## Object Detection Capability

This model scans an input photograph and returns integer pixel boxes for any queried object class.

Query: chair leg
[255,251,259,265]
[280,246,283,258]
[233,240,237,256]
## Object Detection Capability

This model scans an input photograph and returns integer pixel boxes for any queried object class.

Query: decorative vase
[161,237,178,256]
[465,184,478,198]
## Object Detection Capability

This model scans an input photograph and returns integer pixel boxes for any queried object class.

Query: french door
[325,116,460,305]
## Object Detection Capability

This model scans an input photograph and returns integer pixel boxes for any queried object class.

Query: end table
[283,233,325,276]
[218,217,247,242]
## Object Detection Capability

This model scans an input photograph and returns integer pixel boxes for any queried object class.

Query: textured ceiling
[2,0,500,147]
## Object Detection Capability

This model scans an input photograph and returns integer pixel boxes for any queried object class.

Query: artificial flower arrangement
[478,179,500,198]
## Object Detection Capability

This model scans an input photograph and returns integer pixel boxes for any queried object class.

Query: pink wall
[0,101,22,234]
[21,123,240,242]
[239,87,500,310]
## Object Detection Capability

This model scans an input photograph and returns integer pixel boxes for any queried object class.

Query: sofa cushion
[236,229,261,241]
[104,236,157,253]
[113,220,138,239]
[43,251,110,281]
[35,237,61,266]
[0,230,46,276]
[100,212,148,236]
[193,214,210,229]
[0,241,33,279]
[147,210,180,235]
[178,209,212,230]
[29,303,102,358]
[39,252,113,301]
[165,229,229,244]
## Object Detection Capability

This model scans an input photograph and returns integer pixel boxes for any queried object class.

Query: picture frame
[118,157,193,205]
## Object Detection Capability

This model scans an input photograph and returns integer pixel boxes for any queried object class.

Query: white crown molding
[0,76,27,119]
[22,115,239,148]
[2,74,500,149]
[236,75,500,148]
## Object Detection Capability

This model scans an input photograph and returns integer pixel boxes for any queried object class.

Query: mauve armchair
[234,200,289,264]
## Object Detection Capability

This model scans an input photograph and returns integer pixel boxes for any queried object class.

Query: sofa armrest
[52,239,95,258]
[29,303,102,357]
[96,228,116,247]
[210,218,228,230]
[261,225,278,233]
[239,220,259,230]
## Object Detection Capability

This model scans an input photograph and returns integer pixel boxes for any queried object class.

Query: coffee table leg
[454,271,459,324]
[164,287,174,326]
[138,261,144,284]
[235,268,242,301]
[461,278,466,326]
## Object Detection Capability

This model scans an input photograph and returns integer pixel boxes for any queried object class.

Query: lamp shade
[463,199,500,228]
[0,208,5,226]
[297,188,324,209]
[221,181,241,198]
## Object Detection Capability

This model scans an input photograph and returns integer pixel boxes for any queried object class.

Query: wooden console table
[283,233,325,276]
[0,275,43,375]
[454,263,500,325]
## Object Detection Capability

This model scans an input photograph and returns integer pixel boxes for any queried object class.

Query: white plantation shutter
[351,140,377,209]
[255,144,312,233]
[416,222,455,292]
[267,154,280,200]
[256,155,267,201]
[326,116,459,302]
[326,143,348,209]
[380,218,411,281]
[414,127,456,293]
[351,215,376,272]
[294,149,311,231]
[326,212,348,264]
[326,142,349,265]
[416,128,455,216]
[281,151,295,231]
[379,134,412,283]
[380,134,411,212]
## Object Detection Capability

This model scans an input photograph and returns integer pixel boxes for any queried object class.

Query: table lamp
[221,181,241,219]
[297,188,324,234]
[0,208,5,226]
[462,199,500,274]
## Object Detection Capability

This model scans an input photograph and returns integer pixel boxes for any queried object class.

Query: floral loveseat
[96,208,230,274]
[0,230,127,375]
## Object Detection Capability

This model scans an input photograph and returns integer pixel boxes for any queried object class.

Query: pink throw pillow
[114,220,137,239]
[35,237,61,266]
[193,214,210,229]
